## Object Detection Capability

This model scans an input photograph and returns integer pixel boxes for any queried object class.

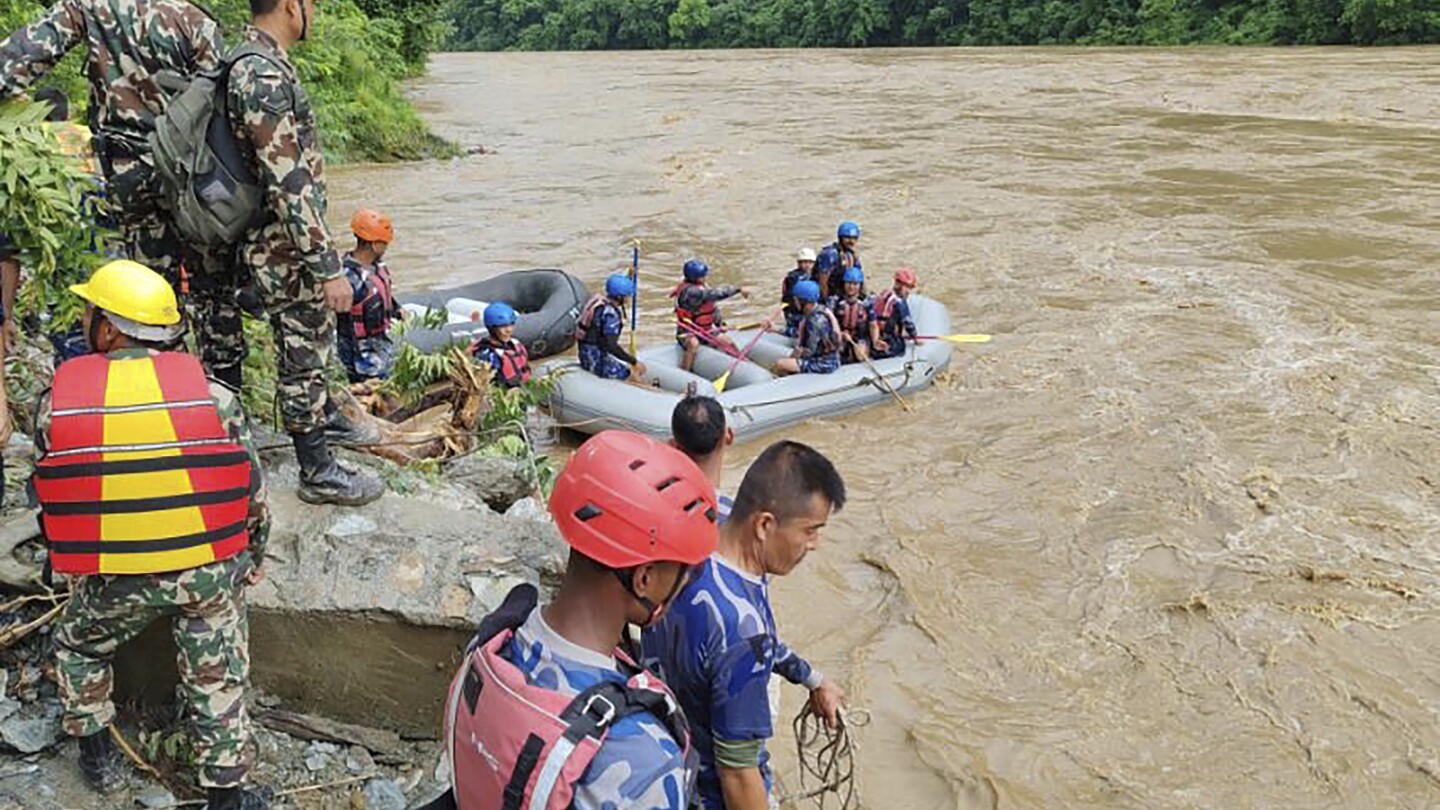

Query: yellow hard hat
[69,260,180,326]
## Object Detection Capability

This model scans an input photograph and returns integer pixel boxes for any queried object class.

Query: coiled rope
[781,706,869,810]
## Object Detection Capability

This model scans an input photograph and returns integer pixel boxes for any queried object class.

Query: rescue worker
[814,221,861,299]
[337,209,402,382]
[35,260,271,810]
[0,0,222,289]
[780,248,817,338]
[671,394,733,522]
[576,272,646,382]
[870,267,920,360]
[469,301,531,389]
[774,280,840,376]
[642,440,848,810]
[432,430,716,810]
[221,0,382,506]
[828,266,872,364]
[672,259,749,373]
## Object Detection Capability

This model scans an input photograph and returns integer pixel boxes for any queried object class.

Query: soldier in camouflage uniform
[0,0,221,284]
[35,260,272,810]
[216,0,382,506]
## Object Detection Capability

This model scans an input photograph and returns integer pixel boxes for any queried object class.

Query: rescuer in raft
[827,266,872,364]
[774,280,841,376]
[672,259,749,373]
[469,301,532,389]
[780,247,819,337]
[870,267,921,359]
[576,272,647,382]
[34,260,272,810]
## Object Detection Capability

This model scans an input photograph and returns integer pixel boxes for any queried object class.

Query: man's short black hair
[250,0,282,15]
[33,87,68,122]
[671,395,726,459]
[729,440,845,524]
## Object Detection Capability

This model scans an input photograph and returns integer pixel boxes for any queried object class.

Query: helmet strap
[615,563,692,627]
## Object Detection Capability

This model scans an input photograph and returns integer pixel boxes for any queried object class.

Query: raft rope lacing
[781,705,869,810]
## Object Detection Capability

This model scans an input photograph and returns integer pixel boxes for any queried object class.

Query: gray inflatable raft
[398,269,589,359]
[540,294,953,443]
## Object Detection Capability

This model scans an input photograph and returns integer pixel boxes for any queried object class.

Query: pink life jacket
[797,306,842,356]
[574,294,621,344]
[441,585,691,810]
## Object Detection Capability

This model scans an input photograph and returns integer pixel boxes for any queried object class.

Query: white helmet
[796,247,817,262]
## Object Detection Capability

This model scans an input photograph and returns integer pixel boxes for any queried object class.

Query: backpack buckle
[581,694,617,727]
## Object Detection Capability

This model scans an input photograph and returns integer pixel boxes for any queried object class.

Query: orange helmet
[350,209,394,244]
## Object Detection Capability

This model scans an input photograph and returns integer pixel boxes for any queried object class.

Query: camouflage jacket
[0,0,221,145]
[227,26,342,286]
[33,348,271,566]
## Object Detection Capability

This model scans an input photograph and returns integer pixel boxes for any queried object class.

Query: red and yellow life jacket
[671,281,718,335]
[574,293,620,345]
[34,352,253,576]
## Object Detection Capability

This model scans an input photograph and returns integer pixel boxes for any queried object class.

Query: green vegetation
[0,101,105,327]
[447,0,1440,48]
[0,0,453,163]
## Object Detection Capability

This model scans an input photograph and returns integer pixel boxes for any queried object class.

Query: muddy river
[328,48,1440,809]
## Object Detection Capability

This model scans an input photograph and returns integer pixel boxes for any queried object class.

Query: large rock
[116,456,565,738]
[445,453,535,513]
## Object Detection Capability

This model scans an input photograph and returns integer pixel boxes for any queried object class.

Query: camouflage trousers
[124,223,248,387]
[247,260,336,435]
[52,558,254,789]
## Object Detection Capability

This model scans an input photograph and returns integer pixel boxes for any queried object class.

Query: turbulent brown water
[329,48,1440,809]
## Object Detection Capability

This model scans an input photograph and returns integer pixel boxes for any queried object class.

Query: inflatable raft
[542,294,953,443]
[399,269,589,359]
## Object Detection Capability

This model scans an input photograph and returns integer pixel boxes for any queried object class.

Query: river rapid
[328,48,1440,809]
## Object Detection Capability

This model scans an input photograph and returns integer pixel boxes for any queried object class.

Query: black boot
[77,729,127,794]
[322,395,382,445]
[292,428,383,507]
[205,785,274,810]
[212,363,243,392]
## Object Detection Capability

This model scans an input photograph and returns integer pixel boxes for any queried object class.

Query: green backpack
[149,43,281,249]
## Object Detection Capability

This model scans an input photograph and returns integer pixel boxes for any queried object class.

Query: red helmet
[350,209,394,243]
[549,431,718,569]
[894,267,919,287]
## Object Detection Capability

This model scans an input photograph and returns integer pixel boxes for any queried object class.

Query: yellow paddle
[915,333,992,344]
[714,310,781,393]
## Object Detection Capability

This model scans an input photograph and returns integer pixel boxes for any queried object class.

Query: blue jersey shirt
[641,555,821,810]
[506,607,696,810]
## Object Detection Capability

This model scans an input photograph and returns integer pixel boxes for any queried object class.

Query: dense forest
[0,0,452,162]
[446,0,1440,50]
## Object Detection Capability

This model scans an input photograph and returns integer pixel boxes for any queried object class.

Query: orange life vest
[34,352,253,576]
[833,296,870,337]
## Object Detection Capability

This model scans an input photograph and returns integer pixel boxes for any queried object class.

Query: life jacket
[470,335,531,388]
[34,352,253,576]
[671,282,718,335]
[833,296,870,337]
[346,259,396,340]
[873,289,907,339]
[781,268,809,315]
[797,306,842,357]
[442,584,692,810]
[574,294,622,345]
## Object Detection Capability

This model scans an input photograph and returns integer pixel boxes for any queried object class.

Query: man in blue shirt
[814,221,861,299]
[642,440,848,810]
[670,394,734,522]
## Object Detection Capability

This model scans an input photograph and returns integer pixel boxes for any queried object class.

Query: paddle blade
[933,334,992,344]
[713,370,732,393]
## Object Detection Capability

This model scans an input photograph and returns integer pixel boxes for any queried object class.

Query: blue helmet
[842,267,864,284]
[793,280,821,303]
[682,259,710,281]
[606,272,635,298]
[484,301,518,329]
[837,221,861,240]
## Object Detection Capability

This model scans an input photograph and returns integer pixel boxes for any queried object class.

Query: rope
[781,706,869,810]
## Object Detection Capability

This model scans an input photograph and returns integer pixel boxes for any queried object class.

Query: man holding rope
[642,440,848,810]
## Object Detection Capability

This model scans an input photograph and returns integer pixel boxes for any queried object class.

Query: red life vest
[873,289,900,323]
[833,296,870,337]
[797,306,842,356]
[671,281,718,335]
[574,294,621,345]
[470,335,532,388]
[348,260,395,339]
[442,585,692,810]
[34,352,252,576]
